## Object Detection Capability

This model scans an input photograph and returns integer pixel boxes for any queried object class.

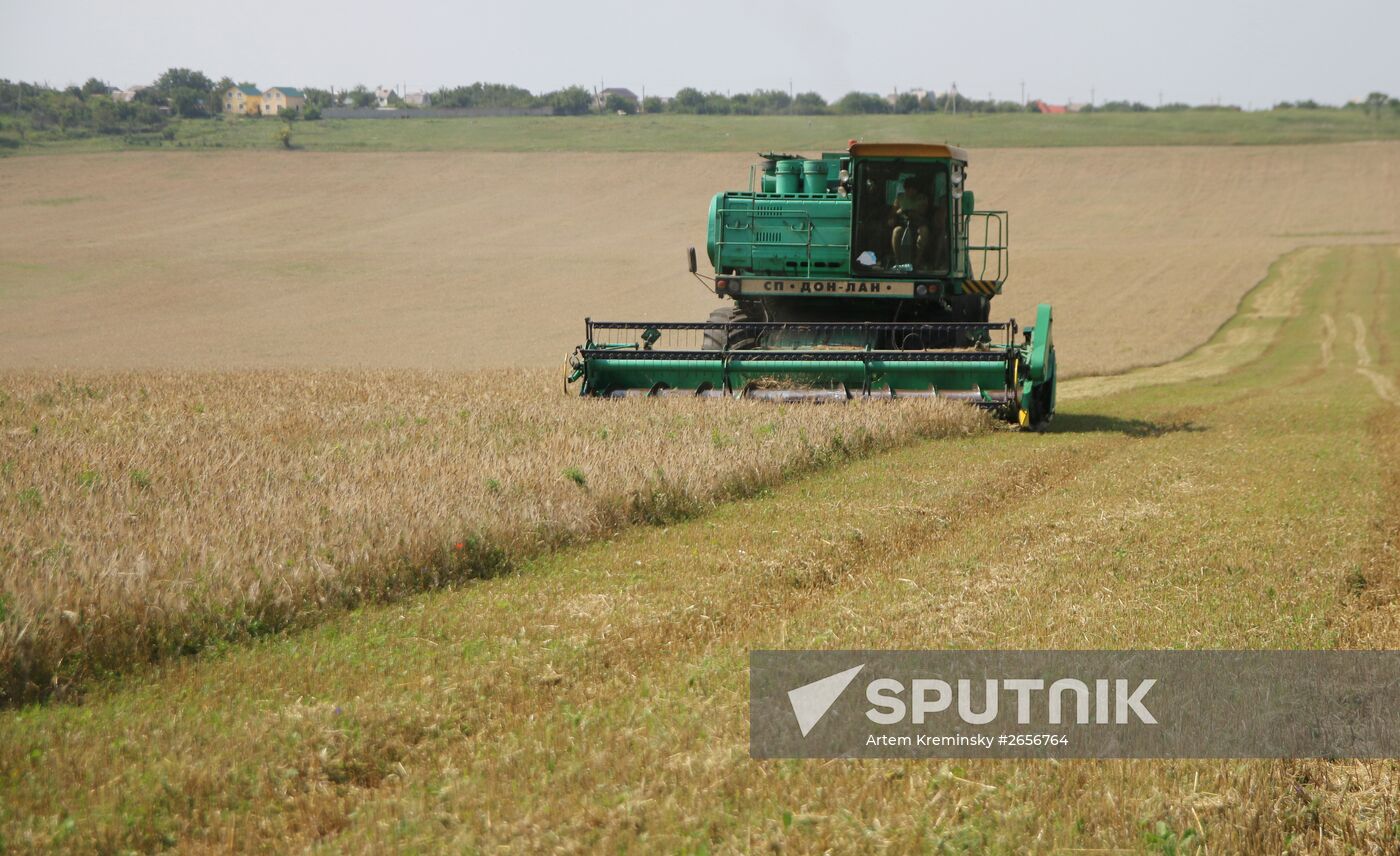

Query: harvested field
[0,371,984,702]
[1,245,1397,853]
[2,143,1398,378]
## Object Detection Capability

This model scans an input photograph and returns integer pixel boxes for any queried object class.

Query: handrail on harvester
[963,210,1009,284]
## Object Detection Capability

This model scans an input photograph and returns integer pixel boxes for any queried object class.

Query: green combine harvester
[568,142,1056,428]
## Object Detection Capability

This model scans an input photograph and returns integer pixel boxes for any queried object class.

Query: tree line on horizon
[329,81,1400,119]
[384,83,1398,117]
[2,69,1399,147]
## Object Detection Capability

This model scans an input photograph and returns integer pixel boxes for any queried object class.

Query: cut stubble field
[2,143,1399,378]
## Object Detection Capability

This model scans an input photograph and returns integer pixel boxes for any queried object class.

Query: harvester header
[568,142,1056,428]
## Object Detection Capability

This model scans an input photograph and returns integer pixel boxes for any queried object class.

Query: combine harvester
[569,143,1056,428]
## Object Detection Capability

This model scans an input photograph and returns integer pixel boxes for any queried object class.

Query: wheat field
[3,142,1400,702]
[0,369,984,702]
[2,133,1400,851]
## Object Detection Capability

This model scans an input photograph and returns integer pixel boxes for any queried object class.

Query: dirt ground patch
[2,144,1397,377]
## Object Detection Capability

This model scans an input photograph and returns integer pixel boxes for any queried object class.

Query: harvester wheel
[951,294,990,323]
[702,302,761,351]
[951,294,991,347]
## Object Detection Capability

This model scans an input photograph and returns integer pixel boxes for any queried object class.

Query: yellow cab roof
[847,143,969,162]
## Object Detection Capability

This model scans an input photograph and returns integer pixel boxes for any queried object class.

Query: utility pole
[1020,79,1025,107]
[1090,85,1095,108]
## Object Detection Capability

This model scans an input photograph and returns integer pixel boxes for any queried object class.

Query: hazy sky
[3,0,1396,107]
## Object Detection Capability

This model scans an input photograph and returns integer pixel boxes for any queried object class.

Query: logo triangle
[787,664,865,737]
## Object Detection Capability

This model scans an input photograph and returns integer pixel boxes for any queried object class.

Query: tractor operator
[890,178,930,266]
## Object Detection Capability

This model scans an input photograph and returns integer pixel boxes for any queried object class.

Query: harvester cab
[567,142,1056,428]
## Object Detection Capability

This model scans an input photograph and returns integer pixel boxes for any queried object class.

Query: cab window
[850,160,951,276]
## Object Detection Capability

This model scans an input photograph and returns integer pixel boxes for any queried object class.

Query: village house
[261,87,307,115]
[886,87,929,106]
[594,87,638,111]
[224,85,262,115]
[112,85,149,103]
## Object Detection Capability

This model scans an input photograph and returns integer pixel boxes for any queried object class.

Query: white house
[594,87,638,111]
[112,85,149,103]
[886,88,929,106]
